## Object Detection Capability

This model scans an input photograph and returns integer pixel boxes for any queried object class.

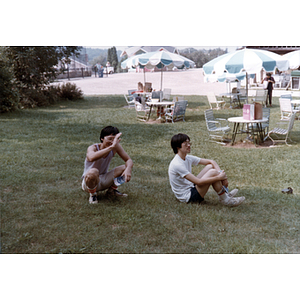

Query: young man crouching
[168,133,245,207]
[82,126,133,204]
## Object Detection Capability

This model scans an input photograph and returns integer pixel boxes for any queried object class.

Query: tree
[0,47,20,112]
[107,46,118,72]
[2,46,82,108]
[6,46,81,90]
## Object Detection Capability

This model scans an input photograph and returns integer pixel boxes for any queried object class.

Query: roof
[120,46,179,57]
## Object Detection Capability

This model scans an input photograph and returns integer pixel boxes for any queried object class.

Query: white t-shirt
[168,154,201,203]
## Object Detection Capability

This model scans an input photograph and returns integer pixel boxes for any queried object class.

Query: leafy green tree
[180,48,228,68]
[107,46,118,72]
[6,46,81,90]
[2,46,82,109]
[0,47,20,112]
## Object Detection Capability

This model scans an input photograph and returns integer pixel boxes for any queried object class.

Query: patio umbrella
[283,50,300,69]
[203,48,289,75]
[203,48,289,102]
[204,70,247,83]
[121,50,195,90]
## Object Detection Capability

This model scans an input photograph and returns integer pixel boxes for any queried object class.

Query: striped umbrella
[283,50,300,70]
[121,50,195,89]
[203,48,289,102]
[203,48,289,75]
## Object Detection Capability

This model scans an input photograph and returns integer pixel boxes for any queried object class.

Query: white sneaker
[228,188,238,197]
[89,194,99,204]
[220,195,245,207]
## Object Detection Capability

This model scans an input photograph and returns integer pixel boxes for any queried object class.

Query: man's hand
[112,132,122,148]
[218,170,227,181]
[122,168,132,183]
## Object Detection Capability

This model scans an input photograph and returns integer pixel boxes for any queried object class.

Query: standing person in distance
[262,72,275,107]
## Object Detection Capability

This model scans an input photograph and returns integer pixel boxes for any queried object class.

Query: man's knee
[114,165,126,177]
[85,168,99,189]
[207,168,219,177]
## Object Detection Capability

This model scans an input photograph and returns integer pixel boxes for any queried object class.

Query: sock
[109,184,118,190]
[217,187,230,201]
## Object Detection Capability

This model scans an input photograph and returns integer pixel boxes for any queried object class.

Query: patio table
[146,101,174,120]
[291,99,300,110]
[228,117,268,145]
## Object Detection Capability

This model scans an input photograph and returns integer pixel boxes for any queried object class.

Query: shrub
[56,82,84,101]
[18,83,83,109]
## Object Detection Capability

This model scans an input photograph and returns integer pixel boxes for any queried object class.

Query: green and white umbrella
[203,48,289,102]
[283,50,300,70]
[203,48,289,75]
[121,50,195,89]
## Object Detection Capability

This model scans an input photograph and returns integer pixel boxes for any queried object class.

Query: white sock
[217,187,230,201]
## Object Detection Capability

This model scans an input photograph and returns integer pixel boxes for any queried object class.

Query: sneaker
[228,188,238,197]
[220,195,245,207]
[106,188,128,198]
[89,194,99,204]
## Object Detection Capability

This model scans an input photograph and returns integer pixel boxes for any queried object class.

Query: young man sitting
[82,126,133,204]
[168,133,245,207]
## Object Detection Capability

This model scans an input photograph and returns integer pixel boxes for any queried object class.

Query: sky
[89,46,240,53]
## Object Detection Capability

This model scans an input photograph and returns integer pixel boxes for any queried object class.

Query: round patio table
[228,117,268,145]
[146,101,174,120]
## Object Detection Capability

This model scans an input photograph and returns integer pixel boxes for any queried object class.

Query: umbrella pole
[246,72,248,104]
[160,68,163,91]
[143,68,146,86]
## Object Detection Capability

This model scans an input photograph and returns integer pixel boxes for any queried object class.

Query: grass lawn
[1,94,300,254]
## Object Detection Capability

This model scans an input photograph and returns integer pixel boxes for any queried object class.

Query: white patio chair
[207,92,226,110]
[165,100,188,123]
[204,109,231,144]
[151,91,163,102]
[279,97,300,120]
[123,94,135,108]
[162,88,171,101]
[134,101,150,122]
[265,113,296,146]
[144,82,152,93]
[252,89,267,107]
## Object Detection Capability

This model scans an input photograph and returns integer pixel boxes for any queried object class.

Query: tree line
[179,47,229,68]
[85,47,229,72]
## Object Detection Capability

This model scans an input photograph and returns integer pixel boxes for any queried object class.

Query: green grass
[1,95,300,253]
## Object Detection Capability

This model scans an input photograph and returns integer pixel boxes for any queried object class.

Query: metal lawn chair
[279,97,300,120]
[238,88,248,104]
[252,89,268,107]
[204,109,231,144]
[123,94,135,107]
[162,88,171,101]
[207,92,226,110]
[165,100,188,123]
[134,100,150,122]
[151,91,163,102]
[265,113,296,146]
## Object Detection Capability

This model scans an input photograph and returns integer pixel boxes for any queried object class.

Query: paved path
[52,68,300,97]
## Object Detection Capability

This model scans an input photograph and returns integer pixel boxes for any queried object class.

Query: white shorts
[82,169,115,192]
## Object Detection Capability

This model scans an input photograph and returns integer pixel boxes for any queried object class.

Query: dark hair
[266,72,271,76]
[171,133,190,154]
[100,126,119,142]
